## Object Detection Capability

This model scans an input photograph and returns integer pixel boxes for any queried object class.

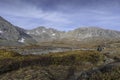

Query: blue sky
[0,0,120,31]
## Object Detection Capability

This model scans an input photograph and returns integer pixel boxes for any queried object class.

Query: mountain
[1,16,120,46]
[63,27,120,40]
[27,26,120,43]
[0,16,20,41]
[26,27,63,42]
[0,16,36,46]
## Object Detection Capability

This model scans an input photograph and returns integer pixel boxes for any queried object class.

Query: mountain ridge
[0,16,120,46]
[27,26,120,42]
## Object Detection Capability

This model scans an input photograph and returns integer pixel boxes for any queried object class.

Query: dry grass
[0,46,119,80]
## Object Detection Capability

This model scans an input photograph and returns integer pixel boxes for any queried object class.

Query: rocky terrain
[26,27,62,42]
[26,26,120,43]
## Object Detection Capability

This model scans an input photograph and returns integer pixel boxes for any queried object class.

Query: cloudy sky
[0,0,120,31]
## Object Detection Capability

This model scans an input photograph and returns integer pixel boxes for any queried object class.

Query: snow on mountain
[18,38,25,43]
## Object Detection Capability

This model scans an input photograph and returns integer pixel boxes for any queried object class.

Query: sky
[0,0,120,31]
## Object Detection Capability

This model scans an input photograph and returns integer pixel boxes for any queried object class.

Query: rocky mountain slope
[27,27,120,42]
[26,27,63,42]
[0,16,36,46]
[63,27,120,42]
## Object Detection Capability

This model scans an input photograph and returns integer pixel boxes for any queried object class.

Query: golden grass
[0,49,105,75]
[0,48,119,80]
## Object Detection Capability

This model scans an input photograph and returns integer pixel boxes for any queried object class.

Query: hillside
[0,16,36,46]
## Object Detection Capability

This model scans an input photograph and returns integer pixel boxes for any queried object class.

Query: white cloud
[0,1,71,24]
[0,0,120,31]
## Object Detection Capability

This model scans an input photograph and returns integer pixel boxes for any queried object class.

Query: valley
[0,16,120,80]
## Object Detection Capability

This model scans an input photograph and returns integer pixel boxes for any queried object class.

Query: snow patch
[18,38,25,43]
[42,30,46,33]
[52,33,56,36]
[0,30,3,33]
[26,32,30,34]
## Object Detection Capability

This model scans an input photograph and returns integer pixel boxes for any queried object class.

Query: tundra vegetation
[0,44,119,80]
